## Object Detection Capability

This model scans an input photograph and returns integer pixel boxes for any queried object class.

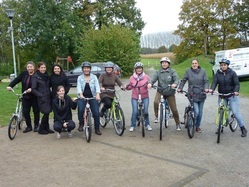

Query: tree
[77,24,140,76]
[157,46,168,53]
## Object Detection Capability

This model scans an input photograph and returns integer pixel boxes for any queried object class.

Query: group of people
[7,56,247,139]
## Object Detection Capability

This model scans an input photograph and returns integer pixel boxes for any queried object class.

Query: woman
[98,61,124,117]
[52,85,77,139]
[77,62,102,135]
[178,59,209,133]
[50,64,70,99]
[126,62,152,132]
[32,62,54,135]
[7,61,40,133]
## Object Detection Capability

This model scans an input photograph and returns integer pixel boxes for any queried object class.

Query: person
[32,62,54,135]
[98,61,124,117]
[76,62,102,135]
[6,61,40,133]
[126,62,152,132]
[209,58,247,137]
[148,57,181,130]
[52,85,77,139]
[50,64,70,99]
[177,59,209,133]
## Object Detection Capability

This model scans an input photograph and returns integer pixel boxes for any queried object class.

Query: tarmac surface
[0,69,249,187]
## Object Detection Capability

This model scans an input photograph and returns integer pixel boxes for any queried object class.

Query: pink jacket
[126,72,149,99]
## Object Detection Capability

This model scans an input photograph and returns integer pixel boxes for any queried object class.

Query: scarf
[132,72,145,81]
[37,71,49,81]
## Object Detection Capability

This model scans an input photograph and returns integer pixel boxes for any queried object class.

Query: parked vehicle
[65,62,122,86]
[210,47,249,78]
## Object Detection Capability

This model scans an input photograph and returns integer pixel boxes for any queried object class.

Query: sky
[135,0,183,34]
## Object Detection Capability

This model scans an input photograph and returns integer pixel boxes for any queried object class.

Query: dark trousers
[22,97,40,128]
[101,97,113,109]
[41,113,49,125]
[53,120,75,133]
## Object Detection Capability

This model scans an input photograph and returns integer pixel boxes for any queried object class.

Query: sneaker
[196,128,202,133]
[129,127,135,132]
[176,124,181,131]
[56,132,61,139]
[68,132,72,138]
[154,118,158,123]
[147,125,152,131]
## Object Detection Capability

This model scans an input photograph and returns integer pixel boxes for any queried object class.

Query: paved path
[0,69,249,187]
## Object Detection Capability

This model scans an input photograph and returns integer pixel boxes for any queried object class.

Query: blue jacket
[77,73,100,96]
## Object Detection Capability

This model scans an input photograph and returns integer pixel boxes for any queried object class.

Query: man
[148,57,181,130]
[209,58,247,137]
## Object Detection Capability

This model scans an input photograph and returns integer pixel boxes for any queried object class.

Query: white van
[211,47,249,78]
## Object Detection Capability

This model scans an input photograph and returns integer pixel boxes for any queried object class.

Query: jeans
[218,96,244,127]
[77,99,100,129]
[131,98,150,127]
[193,100,205,128]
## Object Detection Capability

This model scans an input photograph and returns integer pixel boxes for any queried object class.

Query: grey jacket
[178,67,209,102]
[149,67,180,96]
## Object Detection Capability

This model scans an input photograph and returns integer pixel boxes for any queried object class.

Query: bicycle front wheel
[228,113,238,132]
[140,109,145,137]
[164,109,170,128]
[113,105,125,136]
[186,113,195,139]
[159,103,164,140]
[18,107,24,130]
[8,116,18,140]
[217,109,224,144]
[85,113,92,143]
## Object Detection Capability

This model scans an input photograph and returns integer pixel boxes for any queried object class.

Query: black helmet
[219,58,230,65]
[81,62,92,69]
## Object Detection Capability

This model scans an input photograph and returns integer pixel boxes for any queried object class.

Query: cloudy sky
[135,0,183,34]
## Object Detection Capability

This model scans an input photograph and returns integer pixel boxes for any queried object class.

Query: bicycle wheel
[18,107,24,130]
[100,109,110,128]
[181,107,188,128]
[8,116,18,140]
[164,108,170,128]
[187,112,195,139]
[228,113,238,132]
[159,103,164,140]
[140,109,145,137]
[85,113,92,143]
[113,105,125,136]
[217,109,224,144]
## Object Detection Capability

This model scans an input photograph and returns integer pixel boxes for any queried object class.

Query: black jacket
[52,95,77,124]
[31,71,52,114]
[8,71,36,99]
[50,74,70,99]
[211,68,240,94]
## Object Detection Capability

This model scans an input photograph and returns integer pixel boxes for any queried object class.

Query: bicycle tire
[18,108,24,130]
[217,109,224,144]
[140,109,145,137]
[228,113,238,132]
[187,112,195,139]
[113,105,125,136]
[159,103,164,140]
[8,116,18,140]
[85,112,92,143]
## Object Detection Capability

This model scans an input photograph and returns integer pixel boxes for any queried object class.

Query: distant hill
[140,31,181,48]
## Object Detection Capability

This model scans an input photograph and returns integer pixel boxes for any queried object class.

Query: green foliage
[157,46,168,53]
[77,24,140,76]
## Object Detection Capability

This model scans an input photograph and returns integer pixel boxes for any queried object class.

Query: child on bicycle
[126,62,152,132]
[76,62,102,135]
[52,85,77,139]
[98,61,125,117]
[148,57,181,131]
[209,58,247,137]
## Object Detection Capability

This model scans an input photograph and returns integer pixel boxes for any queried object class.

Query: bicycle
[78,97,96,143]
[126,83,149,137]
[99,89,125,136]
[8,88,26,140]
[153,85,173,140]
[180,90,196,139]
[212,91,238,144]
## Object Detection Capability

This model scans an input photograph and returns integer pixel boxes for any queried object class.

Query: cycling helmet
[219,58,230,65]
[105,61,114,68]
[81,62,92,69]
[160,57,171,64]
[134,62,143,69]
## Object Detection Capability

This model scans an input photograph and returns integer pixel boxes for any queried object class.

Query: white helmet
[134,62,143,69]
[160,57,171,64]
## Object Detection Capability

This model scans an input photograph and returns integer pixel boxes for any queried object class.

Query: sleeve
[94,75,100,93]
[8,71,23,88]
[64,76,70,94]
[210,71,218,90]
[172,69,180,86]
[31,75,42,97]
[232,71,240,92]
[69,96,77,110]
[148,71,158,85]
[202,70,209,90]
[115,75,123,87]
[76,76,83,94]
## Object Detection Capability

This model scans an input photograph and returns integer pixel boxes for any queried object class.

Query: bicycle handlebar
[211,91,234,97]
[10,88,27,96]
